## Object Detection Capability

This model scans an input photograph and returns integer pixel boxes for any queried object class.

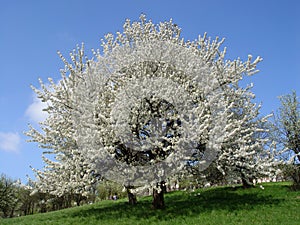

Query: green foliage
[96,180,127,201]
[273,91,300,161]
[0,174,19,218]
[1,182,299,225]
[16,187,36,216]
[279,164,300,190]
[289,165,300,190]
[272,91,300,189]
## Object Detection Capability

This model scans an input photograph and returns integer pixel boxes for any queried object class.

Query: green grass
[1,182,299,225]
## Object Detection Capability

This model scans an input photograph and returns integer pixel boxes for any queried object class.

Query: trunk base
[152,188,165,209]
[242,177,254,189]
[126,188,137,205]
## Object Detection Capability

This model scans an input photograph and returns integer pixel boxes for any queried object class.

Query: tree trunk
[152,181,166,209]
[3,209,8,218]
[74,194,85,206]
[241,176,254,189]
[9,208,15,218]
[297,154,300,163]
[126,187,137,205]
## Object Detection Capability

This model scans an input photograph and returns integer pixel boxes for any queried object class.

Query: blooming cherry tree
[27,15,274,208]
[26,46,99,205]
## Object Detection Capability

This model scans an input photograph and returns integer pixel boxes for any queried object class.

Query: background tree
[0,174,19,218]
[272,90,300,189]
[17,181,39,216]
[274,91,300,162]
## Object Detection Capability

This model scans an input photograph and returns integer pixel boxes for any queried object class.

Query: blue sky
[0,0,299,183]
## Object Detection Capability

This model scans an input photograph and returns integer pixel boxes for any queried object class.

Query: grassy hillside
[1,182,299,225]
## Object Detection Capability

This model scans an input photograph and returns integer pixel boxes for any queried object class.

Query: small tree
[272,91,300,188]
[275,91,300,162]
[0,174,19,218]
[17,184,37,216]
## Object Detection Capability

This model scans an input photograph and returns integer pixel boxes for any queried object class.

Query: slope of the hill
[1,182,299,225]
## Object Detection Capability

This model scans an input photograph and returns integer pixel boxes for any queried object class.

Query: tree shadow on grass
[70,186,282,222]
